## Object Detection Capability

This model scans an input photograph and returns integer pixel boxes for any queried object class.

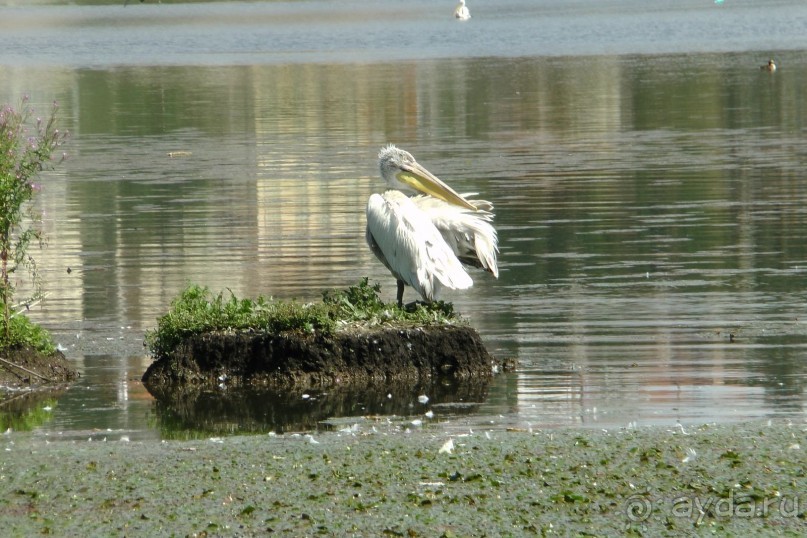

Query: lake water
[1,0,806,438]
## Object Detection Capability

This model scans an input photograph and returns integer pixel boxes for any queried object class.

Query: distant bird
[366,145,498,307]
[454,0,471,20]
[761,59,776,72]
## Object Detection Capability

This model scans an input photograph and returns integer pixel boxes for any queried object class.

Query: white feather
[367,191,472,301]
[413,195,499,278]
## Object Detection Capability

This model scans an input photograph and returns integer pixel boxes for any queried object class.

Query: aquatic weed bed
[0,421,804,536]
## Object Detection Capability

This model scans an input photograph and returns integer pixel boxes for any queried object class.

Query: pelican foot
[403,300,430,313]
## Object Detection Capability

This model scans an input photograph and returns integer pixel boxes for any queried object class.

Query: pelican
[454,0,471,20]
[366,145,498,307]
[761,59,776,72]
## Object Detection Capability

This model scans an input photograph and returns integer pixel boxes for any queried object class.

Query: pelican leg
[396,280,405,308]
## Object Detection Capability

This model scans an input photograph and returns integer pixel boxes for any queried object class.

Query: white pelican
[454,0,471,20]
[761,59,776,72]
[366,145,498,307]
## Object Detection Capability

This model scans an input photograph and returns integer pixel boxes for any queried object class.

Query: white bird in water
[366,145,498,307]
[454,0,471,20]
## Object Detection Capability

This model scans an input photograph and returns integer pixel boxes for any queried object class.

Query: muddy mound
[142,324,500,392]
[0,347,79,388]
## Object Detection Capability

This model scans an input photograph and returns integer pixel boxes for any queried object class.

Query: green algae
[1,421,805,536]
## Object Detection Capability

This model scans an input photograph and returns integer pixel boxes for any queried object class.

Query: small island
[142,279,509,398]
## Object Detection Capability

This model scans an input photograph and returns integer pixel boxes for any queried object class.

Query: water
[3,0,807,65]
[1,0,806,438]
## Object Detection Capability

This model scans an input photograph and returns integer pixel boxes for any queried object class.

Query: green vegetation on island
[146,278,463,361]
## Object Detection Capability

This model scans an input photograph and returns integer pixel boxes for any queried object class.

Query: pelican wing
[366,191,472,301]
[413,195,499,278]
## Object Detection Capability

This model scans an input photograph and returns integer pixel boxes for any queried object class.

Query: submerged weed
[146,278,462,359]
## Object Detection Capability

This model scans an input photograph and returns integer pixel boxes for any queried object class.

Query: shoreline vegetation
[1,420,804,536]
[0,98,75,393]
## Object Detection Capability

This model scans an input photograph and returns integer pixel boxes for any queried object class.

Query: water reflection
[1,31,806,434]
[149,380,490,438]
[0,391,63,432]
[33,355,156,441]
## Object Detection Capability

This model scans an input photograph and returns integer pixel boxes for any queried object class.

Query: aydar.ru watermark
[625,490,800,525]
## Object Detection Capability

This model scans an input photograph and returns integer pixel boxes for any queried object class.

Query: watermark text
[625,491,800,526]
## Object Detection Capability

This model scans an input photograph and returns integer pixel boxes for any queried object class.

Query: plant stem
[0,355,54,382]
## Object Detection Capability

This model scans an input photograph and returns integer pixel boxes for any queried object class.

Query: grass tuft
[146,278,462,360]
[0,311,57,355]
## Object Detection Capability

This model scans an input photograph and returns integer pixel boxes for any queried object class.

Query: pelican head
[369,144,498,306]
[378,144,476,210]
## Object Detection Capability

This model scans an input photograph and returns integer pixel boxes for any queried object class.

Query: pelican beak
[396,162,477,210]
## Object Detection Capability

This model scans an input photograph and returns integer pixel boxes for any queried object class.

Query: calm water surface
[1,0,806,438]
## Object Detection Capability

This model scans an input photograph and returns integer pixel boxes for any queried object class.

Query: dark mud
[0,347,79,389]
[142,324,506,394]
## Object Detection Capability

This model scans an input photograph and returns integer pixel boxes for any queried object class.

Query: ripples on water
[1,0,806,437]
[3,0,807,64]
